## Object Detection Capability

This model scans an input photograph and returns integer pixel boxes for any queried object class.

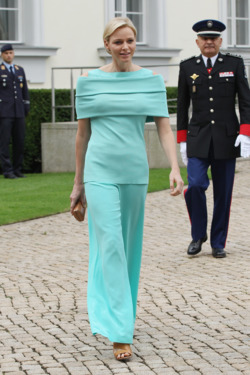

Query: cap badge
[190,74,199,80]
[207,20,213,28]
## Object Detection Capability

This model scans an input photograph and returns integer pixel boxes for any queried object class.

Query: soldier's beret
[1,43,14,53]
[192,19,226,38]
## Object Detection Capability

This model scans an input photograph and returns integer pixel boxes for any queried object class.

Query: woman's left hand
[70,183,85,214]
[169,170,184,196]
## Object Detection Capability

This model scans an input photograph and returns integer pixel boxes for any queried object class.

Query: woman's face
[104,26,136,64]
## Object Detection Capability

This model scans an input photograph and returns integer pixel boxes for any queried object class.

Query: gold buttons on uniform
[211,120,215,124]
[208,75,212,79]
[209,86,213,90]
[209,98,213,101]
[210,109,214,113]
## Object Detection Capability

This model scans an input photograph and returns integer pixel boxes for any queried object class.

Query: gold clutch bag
[72,200,86,222]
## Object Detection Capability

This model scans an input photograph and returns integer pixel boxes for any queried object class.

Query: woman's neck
[103,61,140,73]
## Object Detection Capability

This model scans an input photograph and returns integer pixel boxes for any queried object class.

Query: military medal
[190,74,199,80]
[20,83,23,88]
[190,74,199,93]
[219,71,234,77]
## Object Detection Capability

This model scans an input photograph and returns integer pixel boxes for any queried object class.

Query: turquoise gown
[76,68,169,343]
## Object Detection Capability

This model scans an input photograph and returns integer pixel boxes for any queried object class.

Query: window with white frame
[0,0,21,42]
[113,0,145,43]
[105,0,168,49]
[227,0,250,46]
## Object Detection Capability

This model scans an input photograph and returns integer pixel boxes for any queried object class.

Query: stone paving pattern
[0,160,250,375]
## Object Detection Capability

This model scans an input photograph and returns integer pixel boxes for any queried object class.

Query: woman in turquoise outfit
[70,17,184,361]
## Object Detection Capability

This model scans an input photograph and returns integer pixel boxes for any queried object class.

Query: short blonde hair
[103,17,137,42]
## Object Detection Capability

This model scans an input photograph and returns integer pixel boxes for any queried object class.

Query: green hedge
[23,89,74,172]
[23,89,73,173]
[1,87,178,174]
[167,87,178,114]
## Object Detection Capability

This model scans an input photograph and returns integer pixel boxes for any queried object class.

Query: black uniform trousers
[0,117,25,175]
[185,147,235,249]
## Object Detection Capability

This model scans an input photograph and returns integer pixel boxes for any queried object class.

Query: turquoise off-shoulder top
[75,68,169,184]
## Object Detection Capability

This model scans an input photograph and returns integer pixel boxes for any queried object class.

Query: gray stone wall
[41,117,183,173]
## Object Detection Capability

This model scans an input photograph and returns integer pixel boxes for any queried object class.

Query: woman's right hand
[70,183,85,214]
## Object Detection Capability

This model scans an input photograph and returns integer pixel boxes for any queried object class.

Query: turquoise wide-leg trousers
[85,182,148,344]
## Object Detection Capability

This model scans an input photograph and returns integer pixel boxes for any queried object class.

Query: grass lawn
[0,169,188,226]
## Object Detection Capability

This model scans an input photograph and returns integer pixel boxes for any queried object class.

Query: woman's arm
[154,116,184,196]
[70,118,91,213]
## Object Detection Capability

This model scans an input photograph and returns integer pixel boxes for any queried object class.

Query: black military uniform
[177,20,250,258]
[177,52,250,158]
[0,44,30,178]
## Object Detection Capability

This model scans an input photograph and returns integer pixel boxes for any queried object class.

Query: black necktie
[10,65,15,79]
[207,58,212,69]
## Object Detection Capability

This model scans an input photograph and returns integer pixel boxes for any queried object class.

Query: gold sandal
[113,343,132,361]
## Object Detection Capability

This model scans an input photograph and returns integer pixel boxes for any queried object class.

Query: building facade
[1,0,250,88]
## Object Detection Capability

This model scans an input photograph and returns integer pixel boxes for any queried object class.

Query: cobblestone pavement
[0,160,250,375]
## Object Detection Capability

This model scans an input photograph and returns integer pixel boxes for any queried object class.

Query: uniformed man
[177,20,250,258]
[0,43,30,178]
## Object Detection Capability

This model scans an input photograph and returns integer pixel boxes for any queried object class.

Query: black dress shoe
[187,234,208,255]
[4,173,18,179]
[14,171,26,178]
[212,248,226,258]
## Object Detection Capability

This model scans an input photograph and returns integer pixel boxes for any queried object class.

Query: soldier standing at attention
[177,20,250,258]
[0,44,30,179]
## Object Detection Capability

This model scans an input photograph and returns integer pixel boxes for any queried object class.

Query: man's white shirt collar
[202,54,218,67]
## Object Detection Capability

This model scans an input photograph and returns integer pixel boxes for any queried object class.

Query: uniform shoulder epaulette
[180,56,196,64]
[14,64,23,70]
[225,52,242,59]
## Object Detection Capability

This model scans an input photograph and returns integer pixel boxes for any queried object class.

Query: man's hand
[180,142,188,166]
[235,134,250,158]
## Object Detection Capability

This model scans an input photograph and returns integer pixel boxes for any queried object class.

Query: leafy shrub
[1,87,178,173]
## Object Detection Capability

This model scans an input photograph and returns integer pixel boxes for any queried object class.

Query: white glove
[180,142,188,166]
[234,134,250,158]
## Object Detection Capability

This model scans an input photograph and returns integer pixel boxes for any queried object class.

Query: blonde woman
[70,17,183,360]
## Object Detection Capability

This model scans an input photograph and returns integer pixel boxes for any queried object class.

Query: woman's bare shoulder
[81,71,89,77]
